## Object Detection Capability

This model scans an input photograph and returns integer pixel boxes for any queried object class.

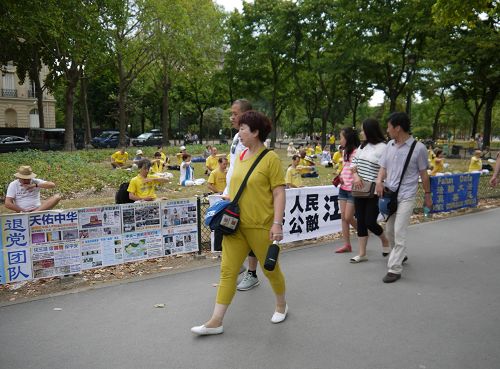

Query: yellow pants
[216,227,286,305]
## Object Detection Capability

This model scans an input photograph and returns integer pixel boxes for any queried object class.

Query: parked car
[27,128,84,151]
[131,130,163,147]
[91,131,129,148]
[0,135,31,153]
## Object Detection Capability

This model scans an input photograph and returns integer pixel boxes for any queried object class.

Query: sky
[214,0,385,106]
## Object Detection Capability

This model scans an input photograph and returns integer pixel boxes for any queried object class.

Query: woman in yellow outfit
[191,110,287,336]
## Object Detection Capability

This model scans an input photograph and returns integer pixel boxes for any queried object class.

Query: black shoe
[402,256,408,264]
[382,252,390,257]
[383,272,401,283]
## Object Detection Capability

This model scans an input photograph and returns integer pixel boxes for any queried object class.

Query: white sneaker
[271,304,288,324]
[237,271,260,291]
[190,325,224,335]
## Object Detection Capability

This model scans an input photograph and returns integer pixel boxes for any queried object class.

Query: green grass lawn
[0,145,495,214]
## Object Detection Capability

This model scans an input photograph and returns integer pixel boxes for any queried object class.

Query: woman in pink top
[335,127,360,253]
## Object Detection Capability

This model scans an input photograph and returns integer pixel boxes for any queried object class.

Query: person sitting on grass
[297,149,319,178]
[5,165,62,213]
[180,153,206,186]
[168,146,186,171]
[207,157,228,194]
[430,149,445,176]
[320,145,333,167]
[285,155,303,189]
[468,150,482,172]
[127,159,170,202]
[205,146,219,175]
[151,151,165,174]
[111,147,132,169]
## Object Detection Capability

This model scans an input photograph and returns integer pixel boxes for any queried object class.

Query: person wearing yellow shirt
[111,148,131,169]
[468,150,482,172]
[329,134,335,146]
[205,147,219,175]
[191,110,287,336]
[207,157,228,193]
[427,145,436,170]
[176,146,187,165]
[305,143,314,157]
[127,159,170,201]
[332,148,343,175]
[297,150,319,177]
[285,155,303,188]
[430,149,444,176]
[467,136,475,156]
[314,143,322,156]
[150,151,165,174]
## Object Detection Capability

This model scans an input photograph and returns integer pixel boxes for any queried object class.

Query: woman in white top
[349,119,390,263]
[287,142,298,157]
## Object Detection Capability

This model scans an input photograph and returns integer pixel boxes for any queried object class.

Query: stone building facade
[0,62,56,129]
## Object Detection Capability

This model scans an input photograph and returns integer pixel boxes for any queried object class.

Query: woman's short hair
[238,110,272,142]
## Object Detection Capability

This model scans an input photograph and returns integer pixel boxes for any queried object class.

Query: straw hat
[14,165,37,179]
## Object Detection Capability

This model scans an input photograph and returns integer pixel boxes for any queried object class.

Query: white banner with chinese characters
[283,186,342,243]
[0,198,199,285]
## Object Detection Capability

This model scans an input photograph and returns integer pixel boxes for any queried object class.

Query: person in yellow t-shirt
[329,134,335,145]
[314,143,322,156]
[191,110,287,336]
[111,148,131,169]
[156,145,170,165]
[205,147,219,174]
[285,155,302,188]
[297,150,318,177]
[430,149,444,176]
[207,157,228,193]
[127,159,170,201]
[332,147,343,175]
[176,146,187,165]
[427,145,436,170]
[150,151,165,174]
[468,150,482,172]
[305,143,314,157]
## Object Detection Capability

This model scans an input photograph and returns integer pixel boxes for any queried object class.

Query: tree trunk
[161,73,170,146]
[33,70,45,128]
[432,91,446,140]
[198,108,204,144]
[117,52,128,147]
[80,75,92,146]
[63,70,79,151]
[483,86,498,148]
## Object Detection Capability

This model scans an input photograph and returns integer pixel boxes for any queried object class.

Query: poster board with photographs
[0,198,199,285]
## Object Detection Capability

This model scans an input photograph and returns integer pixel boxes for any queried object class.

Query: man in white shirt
[223,99,261,291]
[5,166,61,213]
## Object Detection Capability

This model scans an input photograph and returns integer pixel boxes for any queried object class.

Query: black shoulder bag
[385,140,417,218]
[211,149,270,236]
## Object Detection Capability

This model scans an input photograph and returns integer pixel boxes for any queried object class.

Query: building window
[2,72,17,97]
[28,80,36,98]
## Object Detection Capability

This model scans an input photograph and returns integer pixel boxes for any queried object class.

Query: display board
[430,173,480,213]
[0,198,198,285]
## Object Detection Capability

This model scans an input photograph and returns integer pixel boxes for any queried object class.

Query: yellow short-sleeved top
[332,151,343,174]
[176,152,183,165]
[208,168,227,193]
[151,160,165,174]
[315,145,322,155]
[229,148,285,229]
[306,147,314,156]
[111,151,128,164]
[468,156,482,172]
[160,152,167,162]
[206,155,219,172]
[127,174,157,199]
[329,136,335,144]
[286,166,302,188]
[431,159,444,175]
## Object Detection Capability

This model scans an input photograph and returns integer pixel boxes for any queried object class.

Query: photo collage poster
[0,198,199,285]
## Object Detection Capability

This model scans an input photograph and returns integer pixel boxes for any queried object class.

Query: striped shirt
[352,142,386,182]
[340,149,356,191]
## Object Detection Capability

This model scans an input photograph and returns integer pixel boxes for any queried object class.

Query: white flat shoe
[271,304,288,324]
[190,324,224,335]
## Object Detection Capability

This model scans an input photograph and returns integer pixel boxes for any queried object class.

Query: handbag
[205,149,269,235]
[332,174,341,187]
[351,180,376,198]
[379,140,417,219]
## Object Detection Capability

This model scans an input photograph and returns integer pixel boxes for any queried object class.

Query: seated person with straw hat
[5,166,61,213]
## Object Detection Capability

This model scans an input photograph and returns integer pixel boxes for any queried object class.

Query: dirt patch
[1,199,499,305]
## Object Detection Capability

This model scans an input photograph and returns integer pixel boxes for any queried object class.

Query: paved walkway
[1,208,499,369]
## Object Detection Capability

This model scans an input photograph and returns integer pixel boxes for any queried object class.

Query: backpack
[115,182,134,204]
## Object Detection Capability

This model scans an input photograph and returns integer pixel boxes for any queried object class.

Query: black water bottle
[264,241,280,271]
